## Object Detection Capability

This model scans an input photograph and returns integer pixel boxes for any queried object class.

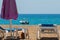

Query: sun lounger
[37,24,59,40]
[4,28,29,40]
[4,28,20,40]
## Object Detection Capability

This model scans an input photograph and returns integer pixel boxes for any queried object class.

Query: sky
[0,0,60,14]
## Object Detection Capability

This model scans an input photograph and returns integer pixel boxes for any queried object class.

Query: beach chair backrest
[39,24,57,33]
[41,29,56,33]
[39,24,56,27]
[41,24,54,27]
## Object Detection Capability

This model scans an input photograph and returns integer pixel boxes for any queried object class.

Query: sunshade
[1,0,18,37]
[1,0,18,20]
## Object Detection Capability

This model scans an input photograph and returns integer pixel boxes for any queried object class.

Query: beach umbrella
[1,0,18,36]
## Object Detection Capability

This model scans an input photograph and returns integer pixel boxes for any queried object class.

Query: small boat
[19,20,29,24]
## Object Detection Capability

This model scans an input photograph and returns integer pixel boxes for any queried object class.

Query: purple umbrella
[1,0,18,19]
[1,0,18,36]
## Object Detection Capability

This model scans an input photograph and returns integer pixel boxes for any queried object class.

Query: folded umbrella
[1,0,18,38]
[1,0,18,20]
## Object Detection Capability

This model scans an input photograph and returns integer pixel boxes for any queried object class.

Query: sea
[0,14,60,25]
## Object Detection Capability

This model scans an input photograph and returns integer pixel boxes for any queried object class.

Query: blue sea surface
[0,14,60,25]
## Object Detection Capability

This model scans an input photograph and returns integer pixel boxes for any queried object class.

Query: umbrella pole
[15,26,18,38]
[10,19,12,36]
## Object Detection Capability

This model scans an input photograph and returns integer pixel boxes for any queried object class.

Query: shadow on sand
[40,37,58,40]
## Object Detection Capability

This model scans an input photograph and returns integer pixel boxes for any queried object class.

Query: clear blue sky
[0,0,60,14]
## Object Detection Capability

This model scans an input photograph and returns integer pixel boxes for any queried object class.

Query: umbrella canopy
[1,0,18,20]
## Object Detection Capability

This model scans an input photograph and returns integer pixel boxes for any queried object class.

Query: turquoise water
[0,14,60,25]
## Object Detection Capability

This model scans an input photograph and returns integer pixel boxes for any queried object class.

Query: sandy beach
[0,25,60,40]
